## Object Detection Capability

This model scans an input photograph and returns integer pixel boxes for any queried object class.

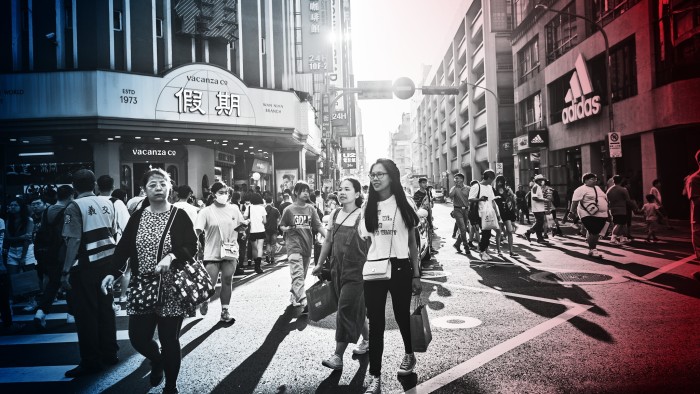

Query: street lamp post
[535,3,616,175]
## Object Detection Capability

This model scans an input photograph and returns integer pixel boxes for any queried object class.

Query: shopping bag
[480,203,500,231]
[172,259,215,308]
[10,270,41,298]
[410,297,432,352]
[305,279,337,322]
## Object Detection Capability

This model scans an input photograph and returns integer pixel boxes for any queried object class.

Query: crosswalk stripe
[0,366,77,383]
[13,310,127,322]
[0,330,130,346]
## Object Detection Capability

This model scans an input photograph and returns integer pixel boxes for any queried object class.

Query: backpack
[34,207,67,263]
[552,189,561,207]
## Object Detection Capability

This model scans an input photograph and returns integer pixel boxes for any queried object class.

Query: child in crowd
[641,194,661,243]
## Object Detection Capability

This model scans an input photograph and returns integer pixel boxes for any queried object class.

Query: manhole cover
[432,315,482,329]
[529,271,626,285]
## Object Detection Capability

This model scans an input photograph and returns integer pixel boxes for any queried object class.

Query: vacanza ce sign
[562,54,601,125]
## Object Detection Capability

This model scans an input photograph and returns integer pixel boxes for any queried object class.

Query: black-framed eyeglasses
[368,172,387,180]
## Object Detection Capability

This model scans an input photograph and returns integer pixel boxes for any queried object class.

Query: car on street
[433,188,445,203]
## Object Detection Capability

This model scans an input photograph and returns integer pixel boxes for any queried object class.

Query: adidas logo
[530,134,544,144]
[562,54,601,125]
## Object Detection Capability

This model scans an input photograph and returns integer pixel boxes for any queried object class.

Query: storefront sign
[121,144,187,162]
[608,132,622,158]
[252,158,272,174]
[300,0,332,73]
[513,135,529,153]
[341,150,356,169]
[495,162,503,175]
[527,129,548,148]
[562,54,601,125]
[215,151,236,165]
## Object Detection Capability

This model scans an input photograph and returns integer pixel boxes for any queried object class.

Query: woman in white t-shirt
[568,173,610,258]
[359,159,421,394]
[244,193,267,274]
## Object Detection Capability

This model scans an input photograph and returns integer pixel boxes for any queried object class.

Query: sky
[350,0,465,166]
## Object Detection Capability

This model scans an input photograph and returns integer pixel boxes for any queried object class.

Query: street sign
[342,151,357,169]
[608,131,622,158]
[421,86,459,95]
[357,80,393,100]
[393,77,416,100]
[495,162,503,175]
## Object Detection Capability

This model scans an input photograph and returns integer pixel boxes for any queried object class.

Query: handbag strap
[213,206,234,243]
[330,207,359,242]
[156,206,177,263]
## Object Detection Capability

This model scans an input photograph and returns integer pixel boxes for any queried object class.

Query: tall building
[0,0,329,199]
[412,0,516,190]
[510,0,700,218]
[389,113,413,189]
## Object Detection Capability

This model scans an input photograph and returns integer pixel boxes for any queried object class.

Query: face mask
[215,194,228,204]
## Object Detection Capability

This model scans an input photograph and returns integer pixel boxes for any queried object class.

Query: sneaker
[22,299,37,312]
[588,249,602,259]
[353,339,370,355]
[365,375,381,394]
[610,237,621,245]
[452,242,462,253]
[620,237,632,244]
[118,295,127,303]
[200,302,209,316]
[34,309,47,329]
[321,354,343,370]
[66,313,75,324]
[112,303,121,314]
[397,353,416,376]
[220,308,235,323]
[523,231,532,243]
[480,252,492,261]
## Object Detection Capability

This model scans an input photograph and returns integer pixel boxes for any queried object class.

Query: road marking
[0,330,130,346]
[431,315,482,329]
[0,366,76,383]
[642,255,697,280]
[406,305,591,394]
[13,310,126,322]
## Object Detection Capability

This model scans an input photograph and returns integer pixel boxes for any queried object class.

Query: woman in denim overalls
[313,177,370,371]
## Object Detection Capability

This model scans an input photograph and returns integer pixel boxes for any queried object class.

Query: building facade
[412,0,516,189]
[0,0,329,199]
[511,0,700,218]
[389,113,413,189]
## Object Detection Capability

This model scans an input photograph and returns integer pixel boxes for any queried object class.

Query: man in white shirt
[523,174,549,244]
[314,190,324,214]
[468,170,501,261]
[96,175,130,242]
[173,185,199,225]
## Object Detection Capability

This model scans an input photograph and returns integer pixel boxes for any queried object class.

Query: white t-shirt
[195,204,244,261]
[173,201,199,225]
[246,204,267,233]
[572,185,609,218]
[530,184,546,213]
[330,208,361,228]
[359,195,411,260]
[467,182,496,212]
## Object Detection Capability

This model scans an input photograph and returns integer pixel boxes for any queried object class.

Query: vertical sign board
[342,150,357,169]
[341,137,356,151]
[300,0,332,74]
[495,162,503,175]
[321,93,331,139]
[330,0,348,128]
[608,132,622,158]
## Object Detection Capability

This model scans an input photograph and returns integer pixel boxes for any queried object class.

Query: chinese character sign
[300,0,332,74]
[174,88,242,118]
[341,151,356,169]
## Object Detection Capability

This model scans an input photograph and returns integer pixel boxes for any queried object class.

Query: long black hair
[365,158,418,232]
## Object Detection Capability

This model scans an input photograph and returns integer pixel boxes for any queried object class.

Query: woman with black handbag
[312,177,370,371]
[359,159,421,394]
[100,168,197,394]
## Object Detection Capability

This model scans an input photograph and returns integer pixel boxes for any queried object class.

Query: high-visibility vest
[72,196,117,266]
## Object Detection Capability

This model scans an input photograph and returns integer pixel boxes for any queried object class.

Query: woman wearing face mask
[493,175,518,257]
[194,182,246,322]
[359,159,421,394]
[312,177,370,371]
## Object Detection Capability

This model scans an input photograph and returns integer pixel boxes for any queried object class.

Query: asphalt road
[1,202,699,393]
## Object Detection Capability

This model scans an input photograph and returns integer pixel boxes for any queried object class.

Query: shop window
[518,92,542,132]
[512,0,533,28]
[545,2,577,64]
[590,0,640,29]
[517,36,539,85]
[113,11,122,31]
[655,0,700,86]
[120,165,132,198]
[167,165,178,185]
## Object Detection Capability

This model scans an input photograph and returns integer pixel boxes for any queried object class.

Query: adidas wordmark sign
[562,54,601,125]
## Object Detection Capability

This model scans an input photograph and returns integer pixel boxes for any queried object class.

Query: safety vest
[72,196,117,266]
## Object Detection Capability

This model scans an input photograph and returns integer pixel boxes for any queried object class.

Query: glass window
[655,0,700,85]
[156,18,163,38]
[517,37,539,84]
[512,0,533,28]
[590,0,640,27]
[544,2,577,64]
[518,92,542,132]
[113,11,122,31]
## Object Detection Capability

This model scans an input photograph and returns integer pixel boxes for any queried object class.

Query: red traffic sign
[393,77,416,100]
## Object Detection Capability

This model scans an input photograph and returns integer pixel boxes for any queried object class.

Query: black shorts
[249,232,266,241]
[265,231,277,245]
[581,216,607,235]
[612,214,628,225]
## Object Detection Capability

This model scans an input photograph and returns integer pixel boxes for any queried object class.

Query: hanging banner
[300,0,332,74]
[341,150,356,169]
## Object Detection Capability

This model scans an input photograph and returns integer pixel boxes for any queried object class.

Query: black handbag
[170,208,215,308]
[468,183,481,223]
